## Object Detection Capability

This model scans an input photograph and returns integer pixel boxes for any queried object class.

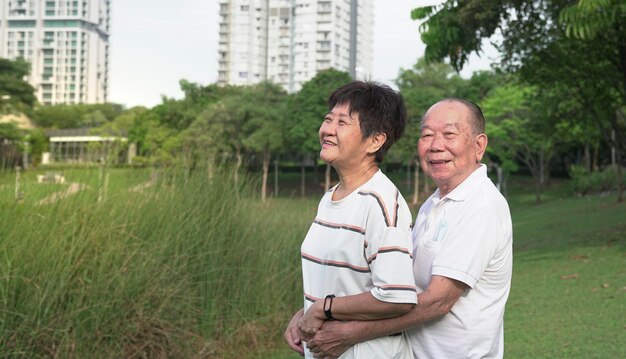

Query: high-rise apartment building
[218,0,373,93]
[0,0,110,105]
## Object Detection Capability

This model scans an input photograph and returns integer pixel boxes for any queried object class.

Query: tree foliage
[0,57,37,113]
[32,103,124,128]
[559,0,626,39]
[414,0,626,201]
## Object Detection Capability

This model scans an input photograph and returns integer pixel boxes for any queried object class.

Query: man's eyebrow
[420,123,461,131]
[444,122,461,129]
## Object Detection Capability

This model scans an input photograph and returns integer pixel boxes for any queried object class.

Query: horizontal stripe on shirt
[304,293,321,303]
[379,284,417,292]
[313,218,366,235]
[366,246,413,264]
[302,252,370,273]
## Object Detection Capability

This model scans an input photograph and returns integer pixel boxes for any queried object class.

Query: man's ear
[475,133,488,162]
[368,132,387,154]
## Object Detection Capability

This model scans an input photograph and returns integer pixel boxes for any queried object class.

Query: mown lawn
[505,191,625,358]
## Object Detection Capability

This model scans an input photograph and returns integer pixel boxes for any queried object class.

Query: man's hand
[298,301,325,340]
[284,309,305,356]
[307,320,355,359]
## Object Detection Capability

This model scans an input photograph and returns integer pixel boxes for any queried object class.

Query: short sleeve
[367,211,417,304]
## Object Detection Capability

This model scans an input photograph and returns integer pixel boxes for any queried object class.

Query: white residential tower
[0,0,110,105]
[218,0,373,93]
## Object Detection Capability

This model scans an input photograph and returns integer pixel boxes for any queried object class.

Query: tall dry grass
[0,166,313,358]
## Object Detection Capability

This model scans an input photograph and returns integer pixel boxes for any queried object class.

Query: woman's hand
[284,309,305,355]
[297,301,326,340]
[307,320,355,359]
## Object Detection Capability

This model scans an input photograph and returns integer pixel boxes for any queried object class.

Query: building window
[239,72,248,78]
[241,5,249,11]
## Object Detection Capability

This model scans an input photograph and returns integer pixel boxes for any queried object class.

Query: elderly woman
[284,81,416,359]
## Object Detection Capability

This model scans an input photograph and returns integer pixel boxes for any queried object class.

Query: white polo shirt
[409,165,513,358]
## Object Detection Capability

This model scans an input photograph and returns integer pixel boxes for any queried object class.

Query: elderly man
[286,98,513,358]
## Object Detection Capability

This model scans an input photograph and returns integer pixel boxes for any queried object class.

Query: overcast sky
[109,1,497,108]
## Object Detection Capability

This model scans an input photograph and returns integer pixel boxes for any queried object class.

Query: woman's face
[318,102,371,170]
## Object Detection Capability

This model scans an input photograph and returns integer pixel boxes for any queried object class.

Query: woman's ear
[367,132,387,154]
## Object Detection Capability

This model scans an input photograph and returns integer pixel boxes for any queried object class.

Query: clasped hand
[297,301,325,340]
[284,307,352,359]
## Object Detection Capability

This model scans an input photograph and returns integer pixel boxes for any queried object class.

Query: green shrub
[568,164,625,195]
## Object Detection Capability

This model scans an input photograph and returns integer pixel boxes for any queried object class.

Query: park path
[128,180,154,193]
[37,182,86,205]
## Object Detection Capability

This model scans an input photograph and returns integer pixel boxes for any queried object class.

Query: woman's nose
[319,120,336,135]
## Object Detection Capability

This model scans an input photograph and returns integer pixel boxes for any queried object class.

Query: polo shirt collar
[436,164,487,202]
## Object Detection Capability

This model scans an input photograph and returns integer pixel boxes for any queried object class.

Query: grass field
[0,167,624,358]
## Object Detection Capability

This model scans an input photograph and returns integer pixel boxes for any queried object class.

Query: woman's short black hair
[327,81,407,163]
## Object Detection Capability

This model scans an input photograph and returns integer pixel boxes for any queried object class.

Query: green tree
[129,110,178,164]
[559,0,626,40]
[183,86,250,184]
[145,80,242,167]
[558,0,626,201]
[0,58,37,113]
[482,81,555,204]
[32,103,123,128]
[413,0,626,201]
[241,82,289,202]
[0,122,23,141]
[152,80,235,131]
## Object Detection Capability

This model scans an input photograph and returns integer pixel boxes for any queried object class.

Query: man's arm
[307,275,467,358]
[298,291,414,340]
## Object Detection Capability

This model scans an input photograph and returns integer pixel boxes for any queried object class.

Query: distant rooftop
[45,128,128,138]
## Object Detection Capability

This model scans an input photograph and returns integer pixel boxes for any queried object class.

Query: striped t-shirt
[300,170,416,358]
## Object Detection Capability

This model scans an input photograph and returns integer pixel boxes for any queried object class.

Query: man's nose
[429,133,445,151]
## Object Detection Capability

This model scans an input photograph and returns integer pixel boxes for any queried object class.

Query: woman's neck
[332,162,379,201]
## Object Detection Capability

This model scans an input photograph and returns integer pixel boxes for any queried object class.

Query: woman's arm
[298,291,414,340]
[307,275,467,358]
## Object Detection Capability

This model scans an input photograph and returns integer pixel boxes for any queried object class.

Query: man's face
[418,101,486,196]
